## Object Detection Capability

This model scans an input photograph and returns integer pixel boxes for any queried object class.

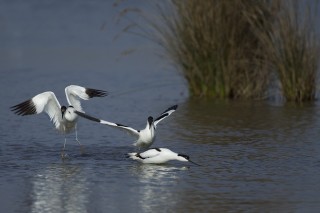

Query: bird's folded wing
[139,148,162,159]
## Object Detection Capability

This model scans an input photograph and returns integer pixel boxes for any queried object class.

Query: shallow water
[1,1,320,212]
[2,100,320,212]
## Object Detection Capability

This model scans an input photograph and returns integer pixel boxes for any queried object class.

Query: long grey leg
[63,137,67,150]
[61,137,68,159]
[75,124,84,154]
[75,124,81,146]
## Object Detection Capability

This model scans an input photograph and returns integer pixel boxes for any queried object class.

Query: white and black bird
[10,85,107,156]
[75,105,178,149]
[127,148,200,165]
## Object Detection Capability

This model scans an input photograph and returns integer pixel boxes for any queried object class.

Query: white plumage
[75,105,178,148]
[127,148,200,165]
[11,85,107,154]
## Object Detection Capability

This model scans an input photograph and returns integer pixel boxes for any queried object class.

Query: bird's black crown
[178,154,190,160]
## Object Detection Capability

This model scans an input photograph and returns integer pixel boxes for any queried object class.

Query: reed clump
[250,0,320,102]
[118,0,319,102]
[152,0,271,99]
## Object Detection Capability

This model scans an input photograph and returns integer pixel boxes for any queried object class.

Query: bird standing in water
[10,85,107,158]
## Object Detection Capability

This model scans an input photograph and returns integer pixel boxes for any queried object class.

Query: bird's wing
[65,85,107,112]
[139,148,162,159]
[11,91,63,130]
[103,121,140,137]
[153,105,178,128]
[74,111,140,137]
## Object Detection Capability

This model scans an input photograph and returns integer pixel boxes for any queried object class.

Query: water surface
[1,1,320,212]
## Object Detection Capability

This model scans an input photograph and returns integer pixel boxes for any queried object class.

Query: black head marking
[61,106,67,118]
[148,116,153,126]
[61,106,67,112]
[178,154,201,166]
[178,153,190,160]
[154,148,161,152]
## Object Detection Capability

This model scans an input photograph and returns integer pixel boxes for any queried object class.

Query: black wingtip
[164,104,178,113]
[171,104,178,110]
[86,88,108,98]
[10,100,36,116]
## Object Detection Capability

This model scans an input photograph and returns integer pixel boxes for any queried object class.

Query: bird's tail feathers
[127,152,139,160]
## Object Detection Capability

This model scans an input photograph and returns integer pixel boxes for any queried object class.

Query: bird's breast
[64,111,78,122]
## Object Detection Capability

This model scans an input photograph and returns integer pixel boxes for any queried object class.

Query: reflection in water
[2,98,320,212]
[31,163,88,213]
[168,99,320,211]
[172,99,318,149]
[2,0,320,211]
[130,164,188,212]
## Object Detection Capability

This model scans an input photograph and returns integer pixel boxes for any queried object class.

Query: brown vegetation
[118,0,319,102]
